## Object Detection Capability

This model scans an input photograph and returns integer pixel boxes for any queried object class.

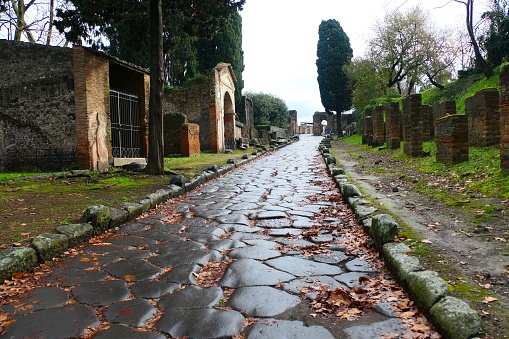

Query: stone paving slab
[227,286,301,317]
[219,258,296,288]
[265,256,343,276]
[247,319,336,339]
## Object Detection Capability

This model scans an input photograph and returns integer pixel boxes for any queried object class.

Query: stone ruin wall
[372,106,385,146]
[402,94,423,157]
[386,102,401,149]
[163,112,187,156]
[163,79,214,151]
[465,88,500,147]
[236,96,257,140]
[0,40,76,171]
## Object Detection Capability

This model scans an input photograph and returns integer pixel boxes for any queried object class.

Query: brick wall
[402,94,423,156]
[372,106,385,146]
[435,114,469,164]
[465,88,500,147]
[163,77,214,151]
[163,112,187,155]
[386,102,401,149]
[181,123,200,157]
[0,41,75,171]
[500,65,509,172]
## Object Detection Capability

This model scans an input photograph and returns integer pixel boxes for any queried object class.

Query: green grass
[164,149,257,179]
[0,172,42,182]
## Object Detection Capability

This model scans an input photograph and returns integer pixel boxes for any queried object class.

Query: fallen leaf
[79,257,90,262]
[483,297,498,304]
[412,324,431,333]
[124,275,136,282]
[421,239,433,244]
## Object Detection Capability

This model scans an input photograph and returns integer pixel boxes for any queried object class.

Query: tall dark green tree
[195,11,244,103]
[55,0,244,174]
[316,19,353,136]
[481,0,509,68]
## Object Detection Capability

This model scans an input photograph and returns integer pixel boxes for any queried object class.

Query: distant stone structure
[363,116,373,145]
[299,123,313,134]
[421,105,433,141]
[236,96,257,140]
[465,88,500,147]
[288,110,298,136]
[432,101,456,137]
[163,112,187,155]
[313,112,336,136]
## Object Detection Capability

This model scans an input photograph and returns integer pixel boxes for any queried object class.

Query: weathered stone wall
[288,110,298,136]
[163,79,213,151]
[402,94,423,157]
[181,123,200,157]
[256,125,287,139]
[372,106,385,146]
[465,88,500,147]
[313,112,336,136]
[0,40,76,171]
[432,101,456,137]
[500,65,509,172]
[435,114,469,164]
[163,112,187,155]
[386,102,401,149]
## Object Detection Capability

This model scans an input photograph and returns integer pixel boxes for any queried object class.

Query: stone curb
[0,138,298,282]
[319,136,481,339]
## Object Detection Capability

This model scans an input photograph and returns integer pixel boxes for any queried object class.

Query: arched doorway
[223,91,236,150]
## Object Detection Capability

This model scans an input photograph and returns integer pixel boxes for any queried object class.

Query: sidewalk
[0,135,436,338]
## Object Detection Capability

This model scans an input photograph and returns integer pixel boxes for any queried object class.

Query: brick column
[402,94,423,156]
[422,105,433,141]
[372,106,385,147]
[386,102,401,149]
[432,101,456,138]
[500,65,509,172]
[466,88,500,147]
[181,123,201,157]
[363,116,373,145]
[436,115,469,164]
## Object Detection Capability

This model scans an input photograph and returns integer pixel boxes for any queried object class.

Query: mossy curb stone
[120,202,144,218]
[382,242,422,288]
[55,223,94,247]
[371,214,399,252]
[0,247,38,281]
[109,207,130,228]
[430,296,481,339]
[340,182,362,198]
[32,233,69,262]
[82,204,111,234]
[407,271,448,313]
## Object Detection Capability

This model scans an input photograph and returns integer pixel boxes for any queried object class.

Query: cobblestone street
[1,136,436,338]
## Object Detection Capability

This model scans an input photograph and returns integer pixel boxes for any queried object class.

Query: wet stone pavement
[2,136,412,338]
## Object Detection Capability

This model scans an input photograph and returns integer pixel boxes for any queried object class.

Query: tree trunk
[145,0,164,175]
[46,0,54,45]
[455,0,493,78]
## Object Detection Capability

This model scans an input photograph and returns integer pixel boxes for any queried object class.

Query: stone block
[55,223,94,247]
[120,202,144,218]
[138,198,152,213]
[109,207,131,228]
[339,182,362,198]
[371,214,399,251]
[82,205,111,234]
[0,247,38,281]
[430,296,481,339]
[383,250,422,289]
[32,233,69,262]
[145,189,171,208]
[407,271,448,313]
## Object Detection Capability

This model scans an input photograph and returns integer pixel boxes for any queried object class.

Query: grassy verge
[0,148,260,248]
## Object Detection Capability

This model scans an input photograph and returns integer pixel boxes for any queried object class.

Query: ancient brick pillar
[181,123,201,157]
[386,102,401,149]
[421,105,433,141]
[432,101,456,138]
[435,115,469,164]
[500,65,509,172]
[372,106,385,147]
[363,116,373,145]
[402,94,423,156]
[466,88,500,147]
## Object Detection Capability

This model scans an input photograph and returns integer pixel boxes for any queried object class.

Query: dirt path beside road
[330,139,509,338]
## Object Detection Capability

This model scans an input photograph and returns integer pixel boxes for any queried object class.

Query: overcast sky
[241,0,481,124]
